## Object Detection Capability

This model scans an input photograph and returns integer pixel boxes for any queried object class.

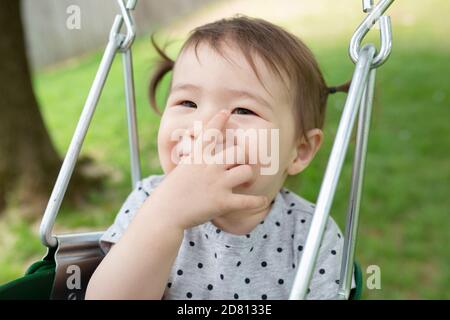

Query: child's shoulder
[279,187,342,237]
[139,173,166,192]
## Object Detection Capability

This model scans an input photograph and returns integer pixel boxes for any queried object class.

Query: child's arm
[85,197,183,300]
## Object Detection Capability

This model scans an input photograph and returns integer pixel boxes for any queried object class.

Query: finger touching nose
[205,109,231,132]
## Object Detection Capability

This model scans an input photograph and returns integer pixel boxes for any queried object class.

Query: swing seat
[0,238,363,300]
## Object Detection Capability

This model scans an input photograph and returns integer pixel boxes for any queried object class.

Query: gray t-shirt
[100,174,354,300]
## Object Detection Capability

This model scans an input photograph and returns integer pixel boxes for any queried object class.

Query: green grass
[1,0,449,299]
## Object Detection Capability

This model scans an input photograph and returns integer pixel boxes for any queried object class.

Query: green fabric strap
[0,259,55,300]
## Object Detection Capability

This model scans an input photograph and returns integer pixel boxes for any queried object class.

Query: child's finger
[227,194,268,212]
[192,110,230,159]
[215,144,248,169]
[224,164,254,187]
[205,109,230,132]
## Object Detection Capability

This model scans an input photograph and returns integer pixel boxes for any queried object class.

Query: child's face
[157,41,320,199]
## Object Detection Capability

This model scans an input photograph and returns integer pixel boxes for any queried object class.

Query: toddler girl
[86,15,352,300]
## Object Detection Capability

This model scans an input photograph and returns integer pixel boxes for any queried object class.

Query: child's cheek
[157,124,179,174]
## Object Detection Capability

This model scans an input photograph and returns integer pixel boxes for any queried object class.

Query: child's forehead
[175,42,266,79]
[172,41,291,103]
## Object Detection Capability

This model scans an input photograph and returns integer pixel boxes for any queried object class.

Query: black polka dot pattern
[136,178,348,300]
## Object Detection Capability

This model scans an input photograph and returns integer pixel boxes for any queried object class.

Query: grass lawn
[0,0,449,299]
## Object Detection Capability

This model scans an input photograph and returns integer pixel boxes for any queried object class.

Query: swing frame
[0,0,394,300]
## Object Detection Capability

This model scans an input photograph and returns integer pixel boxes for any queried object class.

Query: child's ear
[287,128,323,175]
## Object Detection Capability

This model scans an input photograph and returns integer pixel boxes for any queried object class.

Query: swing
[0,0,394,300]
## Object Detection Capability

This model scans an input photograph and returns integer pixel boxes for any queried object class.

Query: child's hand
[145,109,269,230]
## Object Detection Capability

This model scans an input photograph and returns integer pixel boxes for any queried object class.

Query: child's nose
[185,126,195,139]
[189,110,230,138]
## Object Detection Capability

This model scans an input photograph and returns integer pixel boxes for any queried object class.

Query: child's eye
[177,102,256,116]
[179,100,197,108]
[232,107,257,116]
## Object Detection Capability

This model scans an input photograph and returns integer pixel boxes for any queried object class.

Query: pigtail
[327,80,351,95]
[149,33,175,115]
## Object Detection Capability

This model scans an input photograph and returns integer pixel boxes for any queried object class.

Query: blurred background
[0,0,448,299]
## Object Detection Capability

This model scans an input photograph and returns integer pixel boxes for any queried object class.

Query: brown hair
[149,15,349,143]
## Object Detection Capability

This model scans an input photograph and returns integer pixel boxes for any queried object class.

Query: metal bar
[39,38,120,248]
[289,44,376,300]
[363,0,374,13]
[122,49,142,188]
[116,0,136,51]
[337,68,376,300]
[349,0,394,66]
[372,16,392,67]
